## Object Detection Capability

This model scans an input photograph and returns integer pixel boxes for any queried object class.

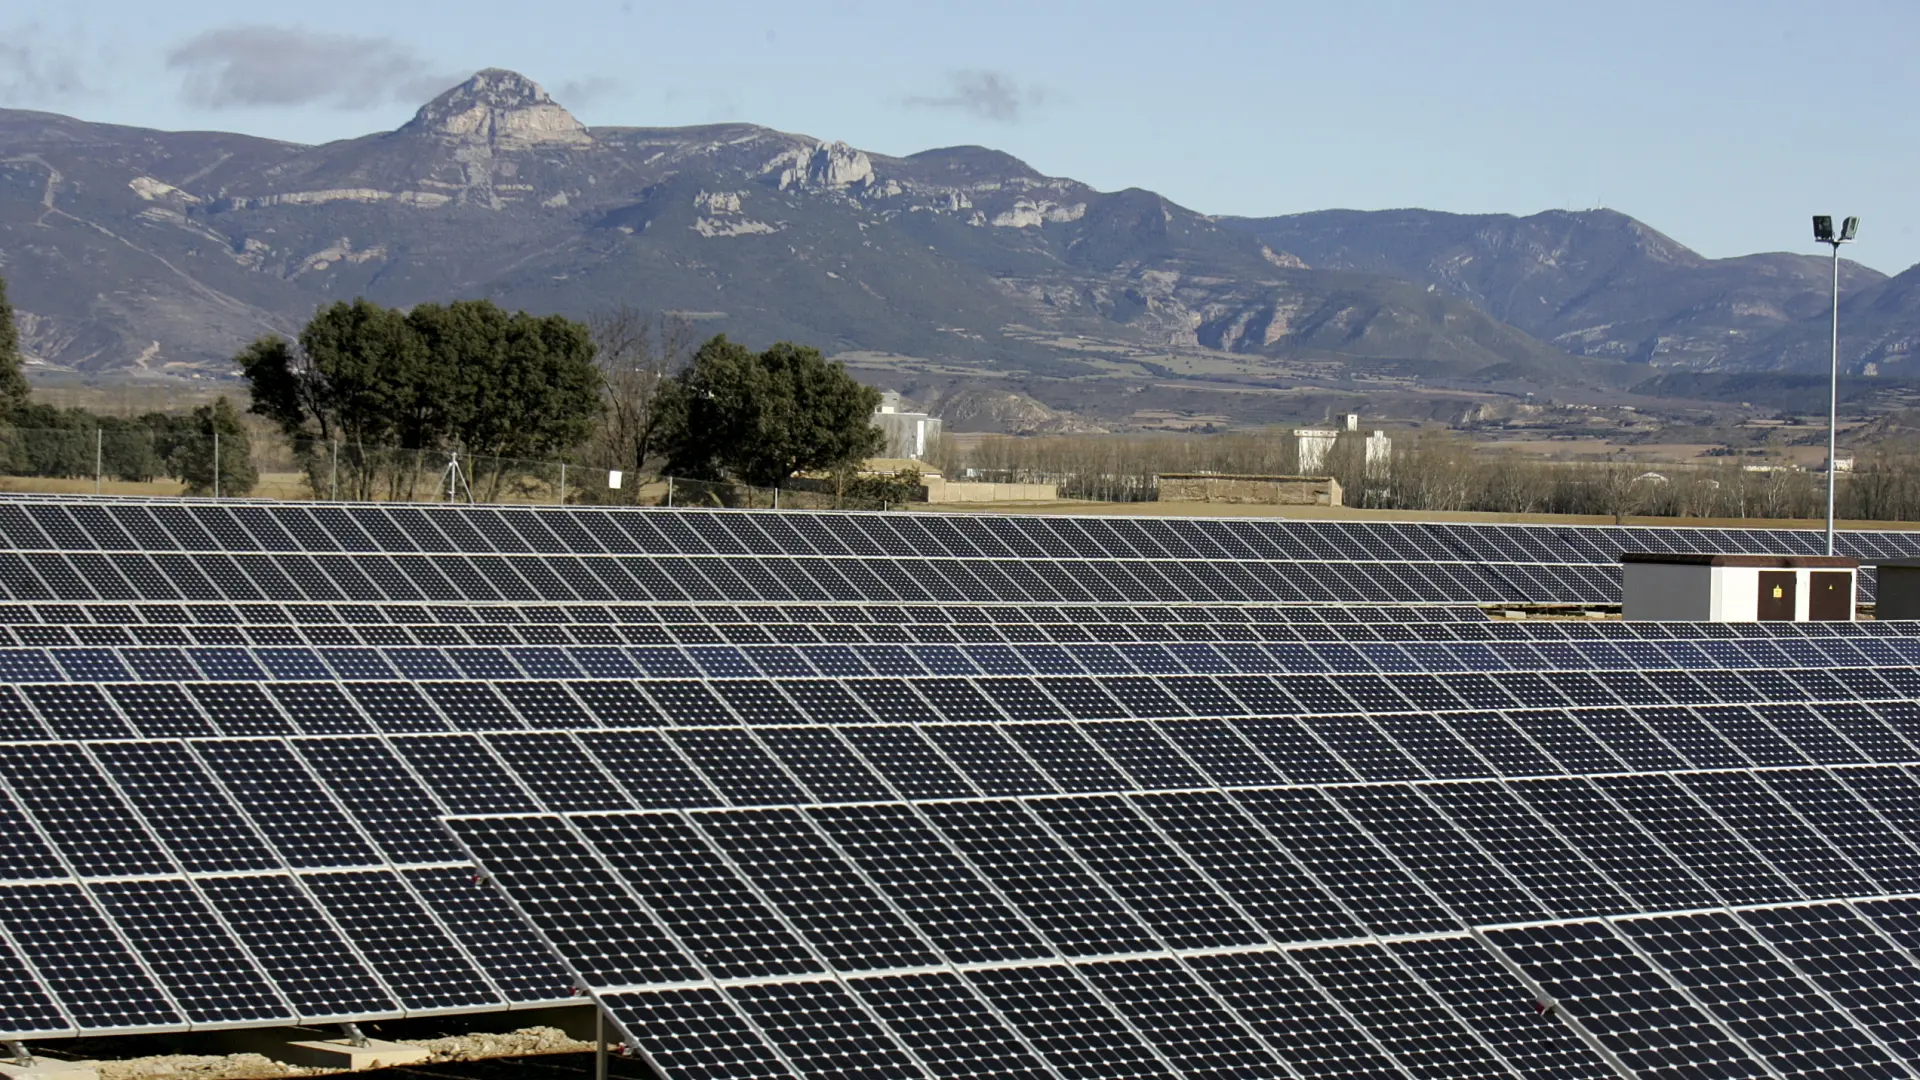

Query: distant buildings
[872,391,943,461]
[1294,414,1391,480]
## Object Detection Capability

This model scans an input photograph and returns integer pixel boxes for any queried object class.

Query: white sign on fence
[608,470,623,490]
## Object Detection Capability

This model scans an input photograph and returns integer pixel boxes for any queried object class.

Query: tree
[236,297,601,499]
[583,306,692,490]
[838,466,923,506]
[238,298,426,497]
[441,306,601,478]
[1592,455,1655,524]
[240,296,452,480]
[0,275,32,417]
[1390,429,1480,512]
[172,397,256,497]
[655,335,884,488]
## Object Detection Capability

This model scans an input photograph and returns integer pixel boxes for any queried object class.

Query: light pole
[1813,214,1859,556]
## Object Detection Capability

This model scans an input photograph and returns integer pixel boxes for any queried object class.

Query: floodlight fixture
[1812,213,1861,555]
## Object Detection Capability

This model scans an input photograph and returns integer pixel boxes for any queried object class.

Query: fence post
[559,463,567,506]
[773,487,779,510]
[212,432,220,499]
[330,439,339,500]
[94,429,102,495]
[667,476,674,507]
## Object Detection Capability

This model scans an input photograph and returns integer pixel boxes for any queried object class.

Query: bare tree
[1390,430,1480,512]
[1481,451,1551,514]
[1850,438,1920,522]
[1592,455,1652,524]
[583,307,694,494]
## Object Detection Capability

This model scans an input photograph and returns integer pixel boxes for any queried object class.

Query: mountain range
[1,69,1914,430]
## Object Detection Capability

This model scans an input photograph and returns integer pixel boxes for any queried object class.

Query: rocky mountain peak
[400,68,590,147]
[764,141,874,191]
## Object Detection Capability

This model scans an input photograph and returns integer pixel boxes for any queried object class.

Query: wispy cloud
[0,24,88,105]
[902,70,1048,123]
[166,26,460,109]
[555,76,621,109]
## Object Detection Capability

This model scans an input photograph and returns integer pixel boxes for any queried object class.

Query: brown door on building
[1758,571,1797,620]
[1809,572,1853,621]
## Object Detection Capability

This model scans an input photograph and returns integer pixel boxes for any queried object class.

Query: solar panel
[1076,956,1286,1078]
[1614,910,1908,1078]
[1482,919,1774,1080]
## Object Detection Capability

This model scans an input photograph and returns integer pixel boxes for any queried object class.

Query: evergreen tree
[172,397,256,497]
[0,274,33,417]
[655,335,884,488]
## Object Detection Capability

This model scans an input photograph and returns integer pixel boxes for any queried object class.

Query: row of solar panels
[18,725,1920,890]
[0,601,1490,628]
[0,631,1913,693]
[6,681,1920,778]
[0,498,1910,565]
[447,768,1920,1080]
[0,599,1904,639]
[8,699,1920,1048]
[0,614,1545,648]
[7,622,1916,661]
[0,549,1658,606]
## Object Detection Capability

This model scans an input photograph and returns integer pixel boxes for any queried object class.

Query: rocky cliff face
[399,69,592,148]
[764,141,874,190]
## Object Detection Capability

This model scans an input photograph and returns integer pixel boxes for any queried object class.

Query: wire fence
[0,426,900,510]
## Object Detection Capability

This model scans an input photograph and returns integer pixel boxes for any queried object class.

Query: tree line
[0,275,255,494]
[235,297,883,501]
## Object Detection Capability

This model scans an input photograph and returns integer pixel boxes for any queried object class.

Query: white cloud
[555,76,622,108]
[0,24,88,105]
[167,26,461,110]
[903,70,1048,123]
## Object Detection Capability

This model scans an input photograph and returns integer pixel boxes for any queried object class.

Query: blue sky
[5,0,1917,271]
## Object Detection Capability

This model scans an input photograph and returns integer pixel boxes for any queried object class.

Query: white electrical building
[1620,553,1858,622]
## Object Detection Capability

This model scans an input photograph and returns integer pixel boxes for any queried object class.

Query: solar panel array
[0,500,1905,606]
[3,499,1920,1080]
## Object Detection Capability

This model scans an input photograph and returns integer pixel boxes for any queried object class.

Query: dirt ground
[391,1049,656,1080]
[44,1027,595,1080]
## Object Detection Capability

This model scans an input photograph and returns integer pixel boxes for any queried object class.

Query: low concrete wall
[923,478,1059,503]
[1156,474,1342,507]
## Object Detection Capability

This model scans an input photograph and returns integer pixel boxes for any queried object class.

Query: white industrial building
[872,391,943,462]
[1294,414,1391,478]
